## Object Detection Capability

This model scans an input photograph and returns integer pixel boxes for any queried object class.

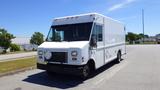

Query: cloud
[108,0,136,12]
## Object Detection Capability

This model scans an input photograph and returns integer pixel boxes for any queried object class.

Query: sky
[0,0,160,38]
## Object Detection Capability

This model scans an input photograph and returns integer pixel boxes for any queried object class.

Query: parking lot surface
[0,45,160,90]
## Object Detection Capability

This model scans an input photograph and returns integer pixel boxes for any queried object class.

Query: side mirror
[90,36,97,47]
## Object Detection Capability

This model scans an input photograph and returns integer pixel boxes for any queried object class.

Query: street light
[142,9,145,44]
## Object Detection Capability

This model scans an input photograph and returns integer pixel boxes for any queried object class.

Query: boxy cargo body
[37,13,126,78]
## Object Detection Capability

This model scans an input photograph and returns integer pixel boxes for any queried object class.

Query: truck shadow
[23,60,121,89]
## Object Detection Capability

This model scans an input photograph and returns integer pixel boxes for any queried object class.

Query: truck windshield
[46,22,93,42]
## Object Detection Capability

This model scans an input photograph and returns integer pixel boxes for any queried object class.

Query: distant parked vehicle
[157,39,160,44]
[0,47,5,53]
[156,34,160,44]
[37,13,126,78]
[22,44,38,51]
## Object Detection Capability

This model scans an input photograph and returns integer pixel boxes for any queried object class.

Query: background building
[11,37,38,51]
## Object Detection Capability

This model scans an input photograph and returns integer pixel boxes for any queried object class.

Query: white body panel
[88,14,125,69]
[38,41,89,65]
[37,13,126,70]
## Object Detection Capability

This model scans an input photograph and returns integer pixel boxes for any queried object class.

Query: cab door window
[90,24,103,47]
[96,25,103,42]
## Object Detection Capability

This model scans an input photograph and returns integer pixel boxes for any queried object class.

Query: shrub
[10,44,20,52]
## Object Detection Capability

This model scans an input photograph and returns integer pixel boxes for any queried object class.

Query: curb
[0,56,36,62]
[0,66,36,77]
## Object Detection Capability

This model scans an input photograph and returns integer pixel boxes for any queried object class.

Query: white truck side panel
[93,15,125,69]
[104,17,125,64]
[90,15,105,69]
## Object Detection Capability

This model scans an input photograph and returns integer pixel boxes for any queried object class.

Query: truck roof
[52,13,123,26]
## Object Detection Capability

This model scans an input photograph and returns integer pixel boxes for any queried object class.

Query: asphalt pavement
[0,45,160,90]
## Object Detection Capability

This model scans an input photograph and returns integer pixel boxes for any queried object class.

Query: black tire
[116,51,121,63]
[81,64,90,79]
[46,70,54,76]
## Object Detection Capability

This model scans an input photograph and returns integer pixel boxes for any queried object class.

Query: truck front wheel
[46,70,55,76]
[81,64,90,79]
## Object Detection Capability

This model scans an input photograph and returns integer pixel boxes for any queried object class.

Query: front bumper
[37,63,85,75]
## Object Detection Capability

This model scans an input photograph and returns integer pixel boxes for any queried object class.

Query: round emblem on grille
[44,51,52,60]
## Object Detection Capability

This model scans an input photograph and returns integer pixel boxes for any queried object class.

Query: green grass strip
[0,57,36,74]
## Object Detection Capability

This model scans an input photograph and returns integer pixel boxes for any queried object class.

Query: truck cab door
[90,24,104,68]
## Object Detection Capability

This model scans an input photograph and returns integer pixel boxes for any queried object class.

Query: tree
[126,32,150,44]
[126,32,140,44]
[30,32,44,45]
[126,32,136,43]
[10,44,20,52]
[138,33,144,39]
[0,28,15,52]
[139,33,149,39]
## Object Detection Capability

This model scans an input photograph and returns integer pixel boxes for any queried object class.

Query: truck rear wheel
[116,51,121,63]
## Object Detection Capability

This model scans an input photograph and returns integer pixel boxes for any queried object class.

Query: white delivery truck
[37,13,126,78]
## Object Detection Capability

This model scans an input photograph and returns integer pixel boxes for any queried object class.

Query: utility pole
[142,9,145,44]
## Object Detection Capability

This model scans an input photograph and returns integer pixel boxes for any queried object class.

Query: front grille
[47,52,68,63]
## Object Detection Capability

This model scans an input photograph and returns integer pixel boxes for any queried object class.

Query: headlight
[38,50,43,55]
[71,51,78,57]
[44,51,52,60]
